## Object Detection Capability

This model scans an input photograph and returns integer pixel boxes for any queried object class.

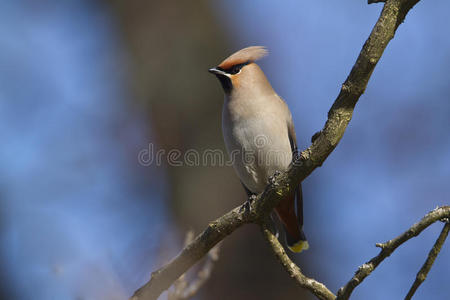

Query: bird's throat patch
[216,75,232,93]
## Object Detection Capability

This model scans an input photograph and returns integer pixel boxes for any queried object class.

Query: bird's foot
[240,194,257,213]
[292,150,302,166]
[269,170,281,185]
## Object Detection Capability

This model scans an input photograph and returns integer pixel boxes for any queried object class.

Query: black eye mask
[218,61,250,75]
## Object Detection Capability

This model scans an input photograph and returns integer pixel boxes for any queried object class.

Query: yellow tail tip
[288,240,309,253]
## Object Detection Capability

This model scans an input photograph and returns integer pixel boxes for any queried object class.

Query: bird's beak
[208,68,229,77]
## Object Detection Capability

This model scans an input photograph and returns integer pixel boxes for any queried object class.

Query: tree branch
[168,231,221,300]
[130,207,252,300]
[130,0,427,299]
[261,222,335,300]
[336,206,450,300]
[404,221,450,300]
[261,206,450,300]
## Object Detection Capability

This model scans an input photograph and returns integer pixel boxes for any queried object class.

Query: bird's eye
[230,65,241,75]
[222,62,249,75]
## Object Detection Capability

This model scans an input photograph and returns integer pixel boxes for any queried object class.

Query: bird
[208,46,309,253]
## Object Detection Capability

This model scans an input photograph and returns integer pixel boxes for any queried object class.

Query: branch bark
[130,207,252,300]
[404,221,450,300]
[168,231,221,300]
[336,206,450,300]
[261,222,335,300]
[130,1,435,299]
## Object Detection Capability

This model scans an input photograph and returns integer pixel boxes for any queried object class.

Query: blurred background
[0,0,449,299]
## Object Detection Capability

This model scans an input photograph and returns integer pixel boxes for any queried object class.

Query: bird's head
[209,46,269,94]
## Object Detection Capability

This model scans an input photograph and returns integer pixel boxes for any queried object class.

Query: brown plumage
[209,46,309,253]
[217,46,268,70]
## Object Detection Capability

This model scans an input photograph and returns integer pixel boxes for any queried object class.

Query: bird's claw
[292,149,301,161]
[269,170,281,185]
[240,194,257,213]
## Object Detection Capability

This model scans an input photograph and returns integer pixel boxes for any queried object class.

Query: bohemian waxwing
[209,46,309,253]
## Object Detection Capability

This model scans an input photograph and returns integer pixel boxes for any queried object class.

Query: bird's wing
[287,117,305,228]
[240,180,254,197]
[287,116,298,154]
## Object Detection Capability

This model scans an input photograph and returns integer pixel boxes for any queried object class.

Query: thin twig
[168,230,221,300]
[168,231,195,300]
[261,222,335,300]
[404,222,450,300]
[336,206,450,300]
[179,243,220,299]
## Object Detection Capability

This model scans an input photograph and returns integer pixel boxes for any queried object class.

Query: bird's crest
[218,46,268,70]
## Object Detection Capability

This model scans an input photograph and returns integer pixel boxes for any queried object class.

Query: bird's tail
[285,227,309,253]
[275,183,309,253]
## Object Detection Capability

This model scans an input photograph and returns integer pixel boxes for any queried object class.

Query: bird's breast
[222,97,292,193]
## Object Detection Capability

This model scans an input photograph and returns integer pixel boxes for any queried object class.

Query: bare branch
[182,245,220,299]
[168,231,195,300]
[368,0,386,4]
[130,0,426,299]
[179,243,220,299]
[168,231,222,300]
[404,221,450,300]
[261,222,335,300]
[130,207,251,300]
[337,206,450,300]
